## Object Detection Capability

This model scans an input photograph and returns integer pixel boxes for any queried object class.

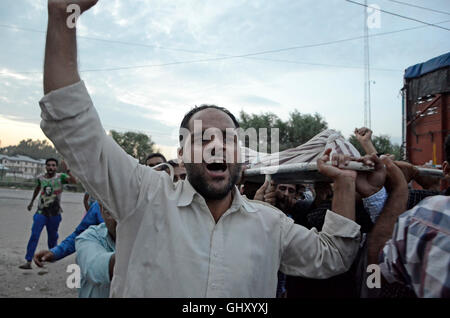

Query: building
[0,154,46,180]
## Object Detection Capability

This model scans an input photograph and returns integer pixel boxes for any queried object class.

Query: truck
[402,52,450,167]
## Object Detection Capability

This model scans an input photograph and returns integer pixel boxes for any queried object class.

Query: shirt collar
[176,178,197,207]
[177,179,256,213]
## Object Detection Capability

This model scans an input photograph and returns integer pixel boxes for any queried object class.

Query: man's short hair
[146,153,167,163]
[45,158,58,165]
[445,134,450,163]
[168,159,180,168]
[179,104,240,145]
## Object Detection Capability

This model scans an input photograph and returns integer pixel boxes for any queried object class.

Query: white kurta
[39,81,361,297]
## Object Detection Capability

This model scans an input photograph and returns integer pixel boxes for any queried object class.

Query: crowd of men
[17,0,449,298]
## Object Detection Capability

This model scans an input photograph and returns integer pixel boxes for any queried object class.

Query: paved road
[0,187,86,297]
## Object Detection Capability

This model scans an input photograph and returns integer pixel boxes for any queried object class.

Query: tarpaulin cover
[404,52,450,80]
[242,129,361,168]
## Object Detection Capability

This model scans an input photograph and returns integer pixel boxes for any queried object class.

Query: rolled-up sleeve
[280,210,361,279]
[39,81,158,221]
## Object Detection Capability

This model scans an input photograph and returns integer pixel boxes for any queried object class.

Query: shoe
[19,262,32,270]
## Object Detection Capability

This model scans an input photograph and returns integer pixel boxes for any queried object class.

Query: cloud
[0,115,49,147]
[0,68,40,81]
[237,95,280,107]
[1,0,449,151]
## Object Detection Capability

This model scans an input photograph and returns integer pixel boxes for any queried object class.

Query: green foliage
[110,130,155,164]
[349,134,403,160]
[238,110,328,152]
[0,139,60,160]
[284,111,328,149]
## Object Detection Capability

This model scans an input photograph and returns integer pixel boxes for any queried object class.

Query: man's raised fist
[48,0,98,14]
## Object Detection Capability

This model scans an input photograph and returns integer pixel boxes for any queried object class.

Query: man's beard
[185,163,242,200]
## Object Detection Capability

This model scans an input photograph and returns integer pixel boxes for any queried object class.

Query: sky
[0,0,449,159]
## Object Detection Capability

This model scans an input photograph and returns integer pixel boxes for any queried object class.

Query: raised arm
[44,0,97,93]
[40,1,157,220]
[355,127,377,156]
[60,161,77,184]
[367,156,408,265]
[279,149,361,279]
[317,148,357,220]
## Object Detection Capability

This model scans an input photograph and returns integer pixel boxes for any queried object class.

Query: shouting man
[38,0,361,297]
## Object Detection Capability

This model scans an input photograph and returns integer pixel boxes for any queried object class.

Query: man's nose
[207,136,225,156]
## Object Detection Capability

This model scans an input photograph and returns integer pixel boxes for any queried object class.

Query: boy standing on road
[19,158,76,270]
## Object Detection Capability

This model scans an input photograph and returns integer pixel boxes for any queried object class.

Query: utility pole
[364,0,372,129]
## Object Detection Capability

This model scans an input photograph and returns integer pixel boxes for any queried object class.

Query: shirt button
[211,284,217,289]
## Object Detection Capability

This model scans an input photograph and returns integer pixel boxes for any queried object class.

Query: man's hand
[355,154,386,198]
[254,180,276,206]
[317,148,357,181]
[355,127,372,144]
[354,127,377,155]
[254,181,268,202]
[317,148,356,221]
[33,250,55,267]
[44,0,98,94]
[27,202,33,211]
[48,0,98,14]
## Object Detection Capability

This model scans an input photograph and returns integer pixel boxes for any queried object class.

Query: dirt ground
[0,187,86,298]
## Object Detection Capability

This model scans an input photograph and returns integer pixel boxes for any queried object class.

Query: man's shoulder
[77,223,107,241]
[401,195,450,227]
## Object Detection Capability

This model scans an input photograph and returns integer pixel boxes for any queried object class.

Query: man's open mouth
[205,162,228,173]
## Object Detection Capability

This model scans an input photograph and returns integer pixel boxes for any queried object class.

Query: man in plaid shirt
[368,137,450,298]
[379,195,449,297]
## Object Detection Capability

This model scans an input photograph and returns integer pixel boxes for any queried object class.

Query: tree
[109,130,156,164]
[238,111,285,153]
[349,134,403,160]
[285,111,328,149]
[238,110,328,152]
[0,139,60,160]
